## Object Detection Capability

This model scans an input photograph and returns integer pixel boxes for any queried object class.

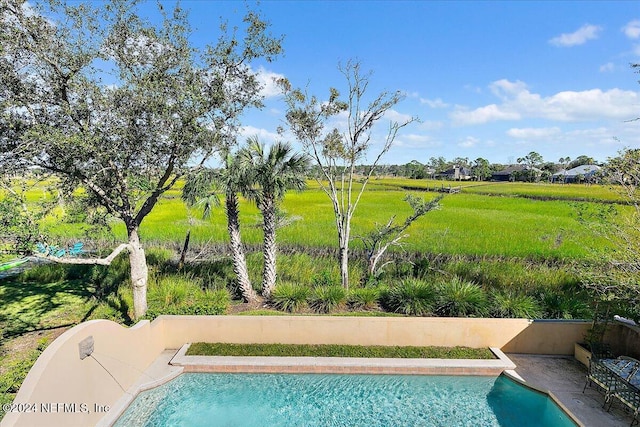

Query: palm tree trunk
[226,191,258,302]
[261,197,277,298]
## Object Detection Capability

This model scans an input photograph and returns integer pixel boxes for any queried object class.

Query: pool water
[114,373,576,427]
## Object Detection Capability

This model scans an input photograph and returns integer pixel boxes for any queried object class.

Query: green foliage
[186,342,494,359]
[380,279,435,316]
[435,276,489,317]
[311,270,340,288]
[145,247,174,267]
[0,345,45,418]
[269,283,310,312]
[346,288,380,310]
[491,291,542,319]
[237,309,288,316]
[145,275,230,318]
[540,293,591,320]
[308,285,346,313]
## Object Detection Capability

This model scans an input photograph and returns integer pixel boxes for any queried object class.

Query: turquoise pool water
[114,373,576,427]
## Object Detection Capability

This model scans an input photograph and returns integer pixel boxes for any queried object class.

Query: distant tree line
[362,153,599,182]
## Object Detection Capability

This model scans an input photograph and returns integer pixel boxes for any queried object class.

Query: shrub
[347,288,380,310]
[18,263,68,283]
[380,279,435,316]
[491,291,542,319]
[308,285,346,313]
[310,270,339,288]
[541,293,591,320]
[435,276,488,317]
[269,283,309,313]
[145,274,230,318]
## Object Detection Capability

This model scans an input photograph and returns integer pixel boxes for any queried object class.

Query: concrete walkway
[508,354,633,427]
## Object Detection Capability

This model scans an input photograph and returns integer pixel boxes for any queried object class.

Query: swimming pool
[114,373,576,427]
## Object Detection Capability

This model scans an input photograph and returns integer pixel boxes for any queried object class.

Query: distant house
[436,166,472,181]
[552,165,601,183]
[491,165,541,182]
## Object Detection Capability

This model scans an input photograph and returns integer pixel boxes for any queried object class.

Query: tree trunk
[261,197,277,298]
[128,227,148,319]
[338,222,350,289]
[177,229,190,270]
[227,191,258,302]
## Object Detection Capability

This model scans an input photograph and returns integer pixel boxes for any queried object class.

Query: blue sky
[152,2,639,165]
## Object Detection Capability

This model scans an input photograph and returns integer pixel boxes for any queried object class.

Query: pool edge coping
[97,350,183,427]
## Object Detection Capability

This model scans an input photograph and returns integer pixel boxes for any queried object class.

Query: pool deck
[99,349,636,427]
[508,354,633,427]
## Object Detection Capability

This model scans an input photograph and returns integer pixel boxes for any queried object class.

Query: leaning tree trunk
[127,226,148,319]
[261,197,277,299]
[227,191,258,302]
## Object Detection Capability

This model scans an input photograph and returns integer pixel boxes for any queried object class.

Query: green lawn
[186,342,494,359]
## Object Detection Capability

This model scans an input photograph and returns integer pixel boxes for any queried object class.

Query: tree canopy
[0,0,282,317]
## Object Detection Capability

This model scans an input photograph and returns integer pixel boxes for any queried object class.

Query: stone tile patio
[508,354,634,427]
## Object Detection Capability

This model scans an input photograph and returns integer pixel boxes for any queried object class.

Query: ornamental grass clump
[435,276,489,317]
[145,274,230,318]
[491,291,542,319]
[380,279,435,316]
[308,285,347,313]
[346,288,380,310]
[269,283,309,312]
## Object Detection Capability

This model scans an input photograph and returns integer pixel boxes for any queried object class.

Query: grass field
[39,181,614,262]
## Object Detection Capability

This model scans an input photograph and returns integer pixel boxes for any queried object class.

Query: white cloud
[599,62,615,73]
[451,104,520,125]
[458,136,479,148]
[451,79,640,125]
[634,44,640,57]
[490,79,529,99]
[623,20,640,39]
[239,125,279,143]
[255,67,285,99]
[403,134,431,142]
[507,127,561,139]
[549,24,602,47]
[384,109,415,123]
[420,98,449,108]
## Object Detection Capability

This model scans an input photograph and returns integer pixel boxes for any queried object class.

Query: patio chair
[590,342,614,360]
[608,376,640,427]
[583,358,623,407]
[68,242,84,256]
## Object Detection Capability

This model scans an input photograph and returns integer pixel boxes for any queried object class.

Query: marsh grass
[34,180,618,261]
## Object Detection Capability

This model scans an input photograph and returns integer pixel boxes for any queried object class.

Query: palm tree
[239,137,309,298]
[182,152,258,303]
